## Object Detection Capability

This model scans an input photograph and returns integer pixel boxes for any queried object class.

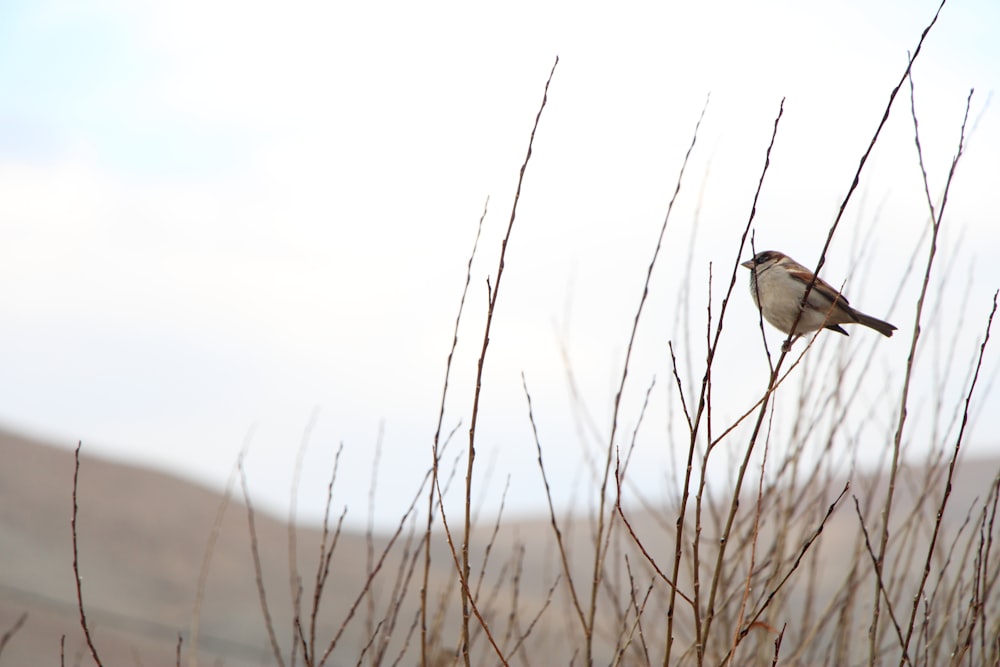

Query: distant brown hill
[0,429,453,666]
[1,429,998,665]
[0,428,583,666]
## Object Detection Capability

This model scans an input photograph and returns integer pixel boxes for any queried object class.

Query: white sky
[1,0,998,529]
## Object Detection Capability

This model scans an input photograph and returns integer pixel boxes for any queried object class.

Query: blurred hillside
[1,429,997,665]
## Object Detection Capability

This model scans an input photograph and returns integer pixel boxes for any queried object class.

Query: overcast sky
[1,0,998,529]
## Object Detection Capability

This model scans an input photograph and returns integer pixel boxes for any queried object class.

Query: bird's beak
[741,259,754,269]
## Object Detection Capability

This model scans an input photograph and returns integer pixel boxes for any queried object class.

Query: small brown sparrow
[741,250,897,340]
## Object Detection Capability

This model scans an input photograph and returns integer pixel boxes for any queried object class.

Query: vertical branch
[423,196,487,665]
[308,443,346,665]
[899,291,996,664]
[689,98,785,666]
[190,431,250,667]
[71,442,104,667]
[0,612,27,662]
[461,55,558,666]
[725,418,773,667]
[869,66,968,667]
[364,422,385,649]
[288,408,319,667]
[523,373,588,635]
[239,456,287,667]
[770,625,786,667]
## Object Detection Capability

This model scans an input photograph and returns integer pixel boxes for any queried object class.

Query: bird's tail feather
[856,312,897,337]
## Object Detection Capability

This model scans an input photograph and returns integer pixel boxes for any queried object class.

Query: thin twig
[614,460,694,606]
[364,422,385,649]
[238,456,286,667]
[855,496,908,658]
[696,98,786,665]
[423,196,488,665]
[190,428,253,667]
[770,625,786,667]
[288,408,318,667]
[0,612,27,662]
[506,574,561,660]
[461,55,558,666]
[668,341,693,432]
[522,372,588,632]
[868,18,963,658]
[307,443,346,665]
[725,413,775,667]
[72,442,104,667]
[900,290,997,664]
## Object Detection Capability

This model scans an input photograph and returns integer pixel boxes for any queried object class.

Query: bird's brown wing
[785,266,850,308]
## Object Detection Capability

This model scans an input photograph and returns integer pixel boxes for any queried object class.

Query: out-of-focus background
[1,0,998,528]
[3,1,1000,665]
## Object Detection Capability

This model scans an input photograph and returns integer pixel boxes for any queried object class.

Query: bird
[741,250,897,342]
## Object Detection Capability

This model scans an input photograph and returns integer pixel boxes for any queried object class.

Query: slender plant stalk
[0,612,27,663]
[71,442,105,667]
[693,99,786,665]
[422,196,487,666]
[239,457,287,667]
[460,56,558,666]
[895,88,978,666]
[866,5,953,660]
